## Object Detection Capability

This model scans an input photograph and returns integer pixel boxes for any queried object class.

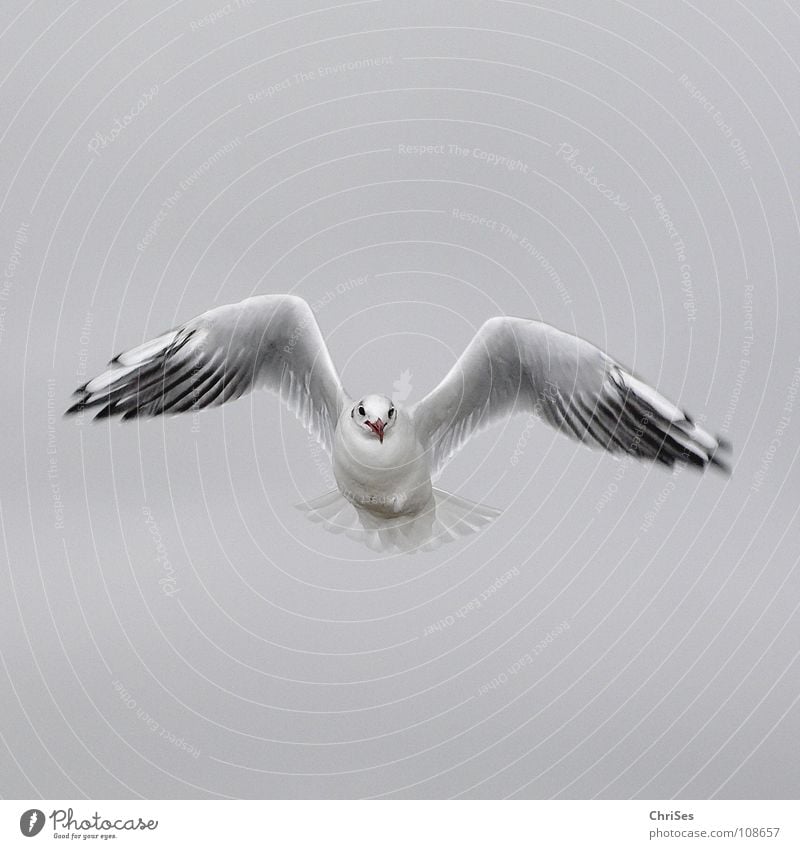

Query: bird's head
[351,394,397,444]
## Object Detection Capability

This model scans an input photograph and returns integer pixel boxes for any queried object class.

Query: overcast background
[0,0,798,800]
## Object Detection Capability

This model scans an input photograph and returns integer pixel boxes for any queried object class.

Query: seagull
[66,294,729,552]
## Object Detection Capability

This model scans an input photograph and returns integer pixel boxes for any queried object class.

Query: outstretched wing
[66,294,349,454]
[411,316,730,478]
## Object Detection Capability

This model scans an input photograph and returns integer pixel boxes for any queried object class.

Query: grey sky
[0,0,798,799]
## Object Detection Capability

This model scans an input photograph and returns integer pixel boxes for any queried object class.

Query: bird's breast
[332,424,432,517]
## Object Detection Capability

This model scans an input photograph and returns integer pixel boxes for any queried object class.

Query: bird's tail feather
[296,488,500,553]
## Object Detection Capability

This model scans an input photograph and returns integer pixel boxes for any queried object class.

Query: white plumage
[68,294,729,552]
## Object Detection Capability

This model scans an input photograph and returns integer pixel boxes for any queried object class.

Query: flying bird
[67,294,729,552]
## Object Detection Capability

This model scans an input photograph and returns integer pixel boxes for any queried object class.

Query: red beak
[366,418,385,443]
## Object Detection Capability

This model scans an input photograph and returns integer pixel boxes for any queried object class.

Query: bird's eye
[388,408,394,418]
[358,405,365,416]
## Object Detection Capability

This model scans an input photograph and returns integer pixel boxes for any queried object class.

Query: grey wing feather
[66,294,349,455]
[410,316,729,478]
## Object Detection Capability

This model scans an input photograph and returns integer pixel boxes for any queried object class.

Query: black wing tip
[65,385,99,415]
[64,399,86,416]
[705,435,732,475]
[674,447,708,470]
[672,443,731,475]
[63,395,130,422]
[92,403,116,420]
[64,390,109,419]
[710,456,732,475]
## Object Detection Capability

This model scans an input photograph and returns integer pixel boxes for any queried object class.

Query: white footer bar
[2,800,797,848]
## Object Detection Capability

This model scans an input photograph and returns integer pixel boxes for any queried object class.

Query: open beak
[366,418,385,443]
